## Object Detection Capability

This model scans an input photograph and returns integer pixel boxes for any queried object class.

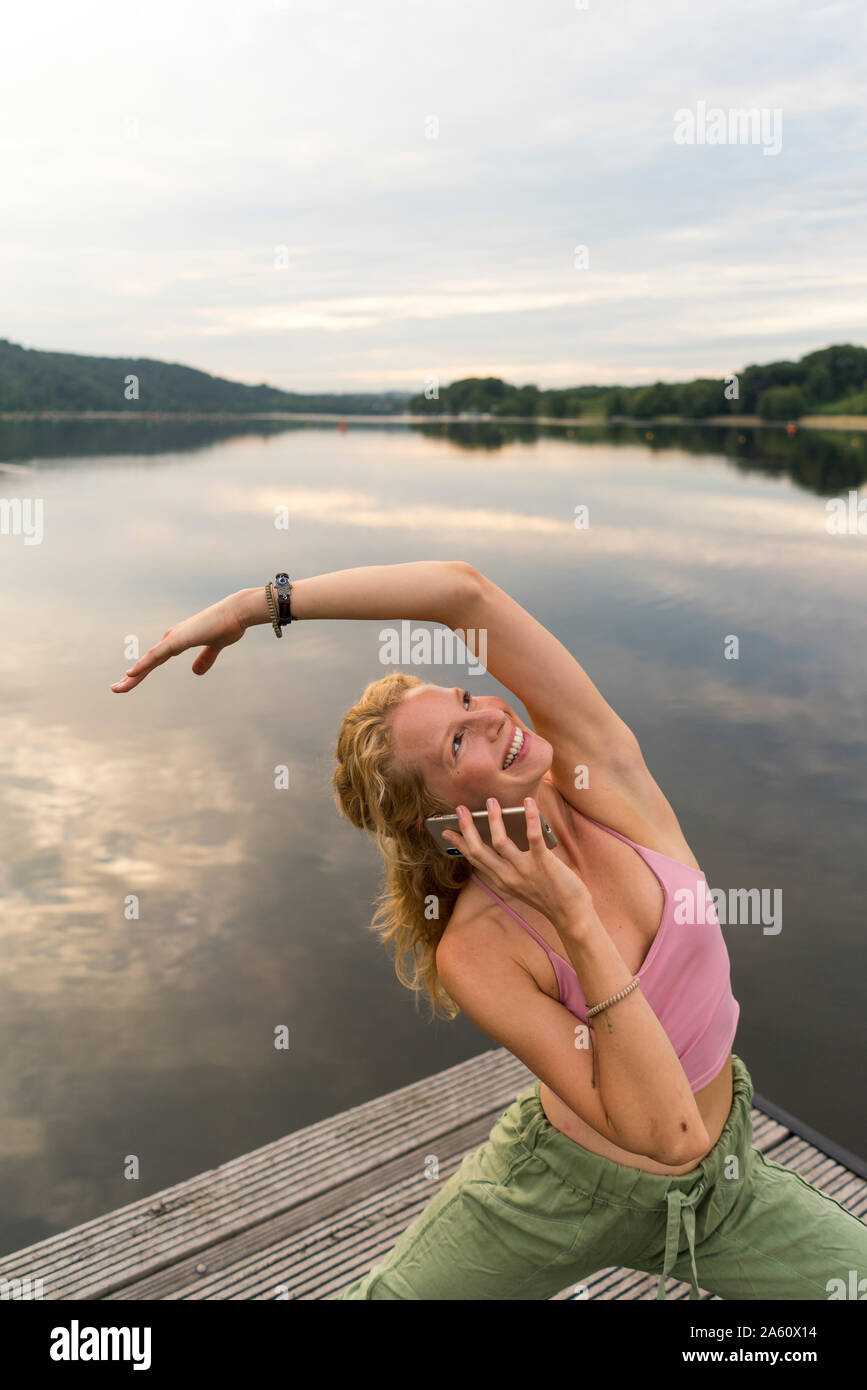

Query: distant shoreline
[1,410,866,431]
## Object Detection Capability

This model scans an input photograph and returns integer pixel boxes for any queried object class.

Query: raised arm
[109,560,693,856]
[286,560,686,850]
[110,560,478,692]
[453,568,695,857]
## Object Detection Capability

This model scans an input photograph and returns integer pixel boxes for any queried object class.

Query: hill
[0,339,410,415]
[4,337,866,422]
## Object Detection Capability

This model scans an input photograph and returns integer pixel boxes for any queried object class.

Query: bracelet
[273,572,296,626]
[586,977,640,1020]
[264,581,282,638]
[585,977,640,1090]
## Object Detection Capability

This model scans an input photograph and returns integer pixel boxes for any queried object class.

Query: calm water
[1,418,865,1254]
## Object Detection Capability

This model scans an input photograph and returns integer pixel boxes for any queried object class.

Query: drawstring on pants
[657,1181,704,1300]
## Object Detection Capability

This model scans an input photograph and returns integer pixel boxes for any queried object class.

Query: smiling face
[387,682,553,812]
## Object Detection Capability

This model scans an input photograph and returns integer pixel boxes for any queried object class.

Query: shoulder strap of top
[582,812,655,863]
[582,812,698,879]
[583,813,639,849]
[470,873,559,961]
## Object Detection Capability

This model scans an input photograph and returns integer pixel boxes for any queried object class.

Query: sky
[1,0,865,394]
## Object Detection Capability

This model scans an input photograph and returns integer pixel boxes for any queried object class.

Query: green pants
[336,1054,867,1300]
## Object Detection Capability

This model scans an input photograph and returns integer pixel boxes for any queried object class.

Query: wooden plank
[761,1136,867,1215]
[752,1090,867,1180]
[0,1051,534,1299]
[108,1111,501,1300]
[2,1046,863,1303]
[111,1106,805,1300]
[118,1118,860,1303]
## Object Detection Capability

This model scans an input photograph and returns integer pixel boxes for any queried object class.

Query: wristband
[274,572,296,626]
[264,581,282,638]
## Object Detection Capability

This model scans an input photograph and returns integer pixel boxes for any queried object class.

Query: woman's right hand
[443,797,599,939]
[110,592,250,692]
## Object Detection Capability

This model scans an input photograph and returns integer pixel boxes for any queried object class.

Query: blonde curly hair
[332,671,472,1020]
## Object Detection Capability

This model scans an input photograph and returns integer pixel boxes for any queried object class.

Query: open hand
[110,594,249,692]
[443,797,595,930]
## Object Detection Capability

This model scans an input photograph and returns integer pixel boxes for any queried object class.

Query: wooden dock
[1,1048,864,1300]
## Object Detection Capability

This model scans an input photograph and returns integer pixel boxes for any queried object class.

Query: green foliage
[810,388,867,415]
[804,363,834,404]
[674,378,726,418]
[0,339,410,415]
[604,388,629,418]
[495,384,541,417]
[738,359,803,413]
[411,346,867,421]
[800,345,867,396]
[410,376,504,414]
[3,337,867,420]
[632,382,679,417]
[409,377,581,419]
[756,385,805,421]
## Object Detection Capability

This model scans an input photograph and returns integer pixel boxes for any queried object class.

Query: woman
[112,559,867,1300]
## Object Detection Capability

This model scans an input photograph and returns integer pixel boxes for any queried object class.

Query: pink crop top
[471,809,739,1095]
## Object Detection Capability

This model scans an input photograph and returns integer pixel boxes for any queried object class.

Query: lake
[0,416,865,1254]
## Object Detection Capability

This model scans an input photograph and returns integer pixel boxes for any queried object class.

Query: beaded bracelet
[264,581,282,638]
[585,977,640,1088]
[586,977,640,1019]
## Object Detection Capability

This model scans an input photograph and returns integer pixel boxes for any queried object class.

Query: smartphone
[425,805,558,857]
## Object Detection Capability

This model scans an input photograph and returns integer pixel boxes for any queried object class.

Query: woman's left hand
[110,592,249,692]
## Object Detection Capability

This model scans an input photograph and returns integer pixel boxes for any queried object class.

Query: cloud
[0,0,863,389]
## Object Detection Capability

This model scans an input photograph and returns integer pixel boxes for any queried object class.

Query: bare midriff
[539,1055,733,1175]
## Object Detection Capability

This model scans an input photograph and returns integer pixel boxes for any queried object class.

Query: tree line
[3,336,865,421]
[408,345,867,421]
